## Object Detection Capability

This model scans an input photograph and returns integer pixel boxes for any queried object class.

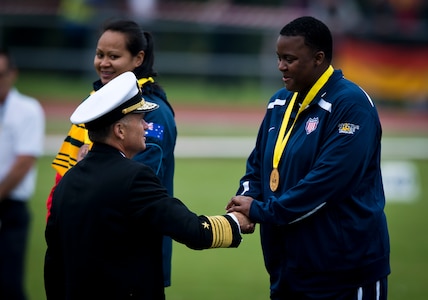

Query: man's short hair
[279,16,333,63]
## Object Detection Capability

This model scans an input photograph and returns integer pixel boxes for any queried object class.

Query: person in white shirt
[0,48,45,300]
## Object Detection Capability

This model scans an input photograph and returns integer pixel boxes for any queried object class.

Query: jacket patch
[146,122,164,140]
[338,123,359,134]
[305,117,319,135]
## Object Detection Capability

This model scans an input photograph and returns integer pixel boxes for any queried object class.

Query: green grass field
[26,156,428,300]
[17,71,428,299]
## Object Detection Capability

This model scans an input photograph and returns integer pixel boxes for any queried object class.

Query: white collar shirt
[0,88,45,200]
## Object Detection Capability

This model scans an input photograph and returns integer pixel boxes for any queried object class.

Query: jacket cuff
[205,215,242,248]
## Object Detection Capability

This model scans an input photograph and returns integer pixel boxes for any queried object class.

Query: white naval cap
[70,71,158,130]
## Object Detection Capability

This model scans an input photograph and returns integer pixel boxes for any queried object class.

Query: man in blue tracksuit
[226,16,390,299]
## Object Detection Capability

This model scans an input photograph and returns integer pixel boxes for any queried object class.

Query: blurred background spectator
[0,0,427,108]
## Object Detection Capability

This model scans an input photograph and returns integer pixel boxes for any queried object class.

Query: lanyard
[270,65,334,191]
[137,77,154,87]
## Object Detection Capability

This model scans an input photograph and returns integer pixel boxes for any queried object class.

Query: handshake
[226,195,255,234]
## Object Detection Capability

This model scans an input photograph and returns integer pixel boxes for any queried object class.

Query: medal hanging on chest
[270,65,334,192]
[269,168,280,192]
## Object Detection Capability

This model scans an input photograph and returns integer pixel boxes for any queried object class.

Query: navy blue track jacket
[237,69,390,293]
[133,83,176,287]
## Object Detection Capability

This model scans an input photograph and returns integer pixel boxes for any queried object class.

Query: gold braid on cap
[122,99,145,114]
[205,216,234,248]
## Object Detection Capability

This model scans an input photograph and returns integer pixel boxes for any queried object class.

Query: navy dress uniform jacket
[45,143,241,300]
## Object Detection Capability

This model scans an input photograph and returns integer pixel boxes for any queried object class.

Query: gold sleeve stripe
[206,216,233,248]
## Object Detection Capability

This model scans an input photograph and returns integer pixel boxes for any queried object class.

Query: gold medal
[270,168,280,192]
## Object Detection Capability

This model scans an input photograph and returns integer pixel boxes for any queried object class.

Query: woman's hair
[101,19,157,79]
[279,16,333,63]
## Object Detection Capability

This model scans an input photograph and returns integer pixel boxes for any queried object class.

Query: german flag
[335,38,428,102]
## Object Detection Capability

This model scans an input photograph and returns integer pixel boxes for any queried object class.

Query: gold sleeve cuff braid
[206,215,234,248]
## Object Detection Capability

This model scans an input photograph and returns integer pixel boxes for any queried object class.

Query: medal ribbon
[272,65,334,170]
[137,77,155,87]
[90,77,154,95]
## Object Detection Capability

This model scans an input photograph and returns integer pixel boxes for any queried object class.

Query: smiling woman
[45,19,179,289]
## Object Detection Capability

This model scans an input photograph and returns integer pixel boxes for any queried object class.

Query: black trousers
[0,199,30,300]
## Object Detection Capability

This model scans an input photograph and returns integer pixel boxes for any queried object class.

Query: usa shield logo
[305,117,319,135]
